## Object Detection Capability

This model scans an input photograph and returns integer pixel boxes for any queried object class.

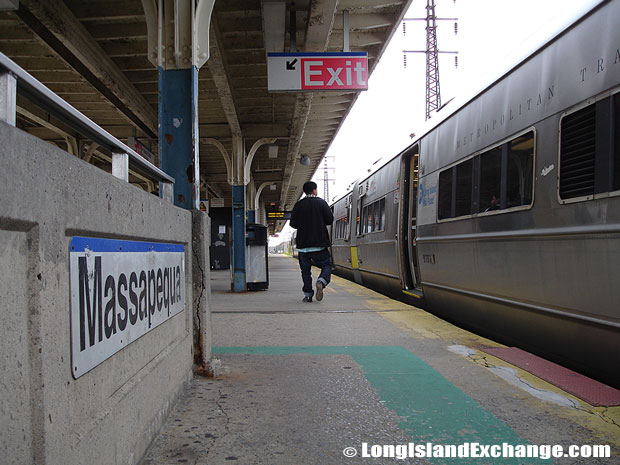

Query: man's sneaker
[302,296,312,303]
[315,280,324,301]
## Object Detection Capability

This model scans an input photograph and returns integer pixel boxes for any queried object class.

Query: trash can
[246,223,268,290]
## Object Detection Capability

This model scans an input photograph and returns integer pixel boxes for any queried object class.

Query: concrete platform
[141,254,620,464]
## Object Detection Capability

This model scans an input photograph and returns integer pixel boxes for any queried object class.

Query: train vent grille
[559,104,596,199]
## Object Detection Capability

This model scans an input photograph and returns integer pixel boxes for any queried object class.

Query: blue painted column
[158,66,199,209]
[232,184,246,291]
[246,210,256,224]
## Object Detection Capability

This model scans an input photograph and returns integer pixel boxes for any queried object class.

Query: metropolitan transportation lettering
[69,237,185,378]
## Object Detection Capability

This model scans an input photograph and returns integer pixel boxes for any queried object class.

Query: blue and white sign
[69,237,185,378]
[417,175,439,226]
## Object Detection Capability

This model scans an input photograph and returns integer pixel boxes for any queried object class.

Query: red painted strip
[481,347,620,406]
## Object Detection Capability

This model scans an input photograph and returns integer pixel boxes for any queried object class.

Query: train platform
[141,254,620,464]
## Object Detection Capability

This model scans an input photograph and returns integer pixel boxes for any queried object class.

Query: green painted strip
[214,346,546,464]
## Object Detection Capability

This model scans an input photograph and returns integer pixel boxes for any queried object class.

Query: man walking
[289,181,334,302]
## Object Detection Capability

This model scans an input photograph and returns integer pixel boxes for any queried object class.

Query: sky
[273,0,601,244]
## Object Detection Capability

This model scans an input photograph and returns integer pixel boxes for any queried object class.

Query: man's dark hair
[303,181,317,195]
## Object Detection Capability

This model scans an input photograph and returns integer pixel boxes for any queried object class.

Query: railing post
[112,152,129,182]
[0,71,16,126]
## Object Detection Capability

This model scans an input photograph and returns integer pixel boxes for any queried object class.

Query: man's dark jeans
[298,248,332,297]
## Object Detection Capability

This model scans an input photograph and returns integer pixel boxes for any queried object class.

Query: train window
[438,130,534,220]
[372,202,379,231]
[560,93,620,200]
[507,132,534,207]
[377,198,385,231]
[456,159,473,216]
[479,146,502,212]
[438,169,453,220]
[334,217,349,239]
[360,205,366,234]
[358,198,386,233]
[360,205,368,234]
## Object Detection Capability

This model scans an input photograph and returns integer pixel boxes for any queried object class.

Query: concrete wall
[0,121,210,465]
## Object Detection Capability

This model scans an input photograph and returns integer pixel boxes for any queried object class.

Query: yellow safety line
[402,289,422,299]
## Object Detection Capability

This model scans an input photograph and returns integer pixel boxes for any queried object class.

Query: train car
[330,0,620,387]
[331,156,412,299]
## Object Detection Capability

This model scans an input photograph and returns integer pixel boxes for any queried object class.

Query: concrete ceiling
[0,0,411,230]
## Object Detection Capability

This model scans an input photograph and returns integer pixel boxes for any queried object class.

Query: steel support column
[232,183,246,292]
[231,134,246,292]
[247,210,256,224]
[158,66,199,209]
[246,178,256,224]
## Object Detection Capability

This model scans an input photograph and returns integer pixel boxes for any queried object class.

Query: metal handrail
[0,51,174,185]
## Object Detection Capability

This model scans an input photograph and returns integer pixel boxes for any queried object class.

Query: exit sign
[267,52,368,92]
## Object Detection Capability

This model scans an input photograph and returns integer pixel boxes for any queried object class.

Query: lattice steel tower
[425,0,441,120]
[323,158,329,200]
[403,0,458,120]
[318,156,335,201]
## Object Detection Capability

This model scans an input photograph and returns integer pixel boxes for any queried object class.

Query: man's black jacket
[290,196,334,249]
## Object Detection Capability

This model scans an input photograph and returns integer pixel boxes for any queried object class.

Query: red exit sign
[301,56,368,90]
[267,53,369,92]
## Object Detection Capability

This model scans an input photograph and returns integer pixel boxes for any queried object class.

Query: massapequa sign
[69,237,185,378]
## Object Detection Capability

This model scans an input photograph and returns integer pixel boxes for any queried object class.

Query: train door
[408,150,421,287]
[398,146,421,290]
[349,180,363,284]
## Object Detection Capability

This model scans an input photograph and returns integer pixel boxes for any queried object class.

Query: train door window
[455,159,473,216]
[378,198,385,231]
[479,146,502,212]
[438,168,453,219]
[560,92,620,200]
[507,132,534,207]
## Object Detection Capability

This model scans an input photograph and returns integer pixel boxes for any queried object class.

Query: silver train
[328,0,620,387]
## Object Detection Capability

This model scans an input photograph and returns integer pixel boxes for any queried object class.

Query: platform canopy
[0,0,412,232]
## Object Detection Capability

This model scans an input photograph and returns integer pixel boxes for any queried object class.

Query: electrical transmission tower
[317,156,335,201]
[403,0,458,120]
[323,158,329,200]
[425,0,441,119]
